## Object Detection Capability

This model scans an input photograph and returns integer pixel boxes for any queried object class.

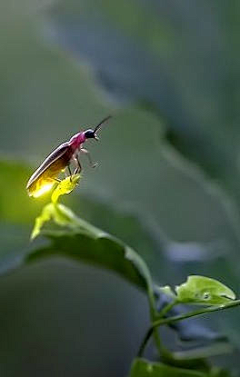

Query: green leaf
[51,174,81,204]
[129,358,208,377]
[28,204,154,297]
[30,203,81,240]
[31,175,81,239]
[157,285,177,299]
[30,203,53,240]
[176,276,236,306]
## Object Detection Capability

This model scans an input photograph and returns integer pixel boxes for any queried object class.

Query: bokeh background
[1,0,240,376]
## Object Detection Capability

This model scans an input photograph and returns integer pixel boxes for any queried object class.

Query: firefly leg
[67,165,72,182]
[80,148,98,168]
[73,155,82,174]
[54,178,61,183]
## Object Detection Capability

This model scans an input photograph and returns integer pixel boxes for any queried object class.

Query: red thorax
[69,132,86,151]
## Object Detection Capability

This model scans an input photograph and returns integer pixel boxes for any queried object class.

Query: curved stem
[138,327,154,357]
[151,299,179,361]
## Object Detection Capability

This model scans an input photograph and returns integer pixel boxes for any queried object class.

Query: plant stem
[138,299,240,358]
[158,299,178,318]
[152,299,240,328]
[138,327,154,357]
[150,300,179,360]
[137,299,178,357]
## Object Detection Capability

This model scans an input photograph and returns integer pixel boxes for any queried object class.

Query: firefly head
[84,129,99,141]
[84,116,112,142]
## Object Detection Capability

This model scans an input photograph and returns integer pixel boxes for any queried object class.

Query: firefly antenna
[94,115,112,134]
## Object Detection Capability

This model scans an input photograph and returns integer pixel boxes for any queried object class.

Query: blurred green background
[1,0,240,375]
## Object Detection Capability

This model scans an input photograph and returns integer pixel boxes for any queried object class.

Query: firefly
[26,116,111,198]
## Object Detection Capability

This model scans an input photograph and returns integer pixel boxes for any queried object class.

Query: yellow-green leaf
[176,276,236,306]
[51,174,81,204]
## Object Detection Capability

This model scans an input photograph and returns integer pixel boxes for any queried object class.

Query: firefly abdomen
[27,143,73,197]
